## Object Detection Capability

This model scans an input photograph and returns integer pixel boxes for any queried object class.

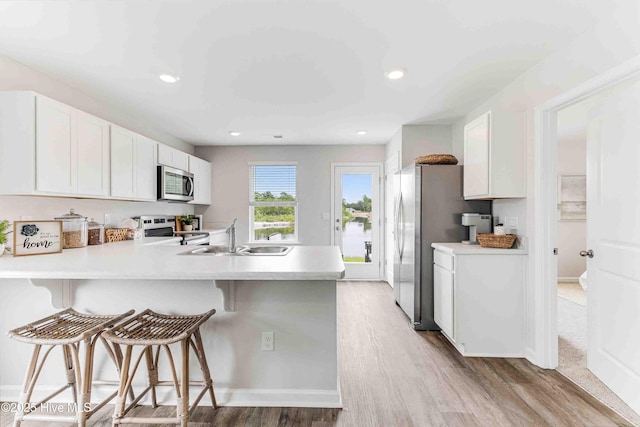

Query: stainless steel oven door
[176,232,210,245]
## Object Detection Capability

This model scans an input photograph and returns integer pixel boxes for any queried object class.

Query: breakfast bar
[0,241,345,408]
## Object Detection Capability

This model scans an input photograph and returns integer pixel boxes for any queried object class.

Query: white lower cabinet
[433,264,454,339]
[432,243,526,357]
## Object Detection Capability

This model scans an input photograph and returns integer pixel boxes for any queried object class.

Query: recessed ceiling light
[273,135,283,139]
[385,68,406,80]
[159,74,180,83]
[229,131,241,136]
[356,130,367,135]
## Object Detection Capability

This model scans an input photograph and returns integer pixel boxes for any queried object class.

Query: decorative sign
[13,220,63,256]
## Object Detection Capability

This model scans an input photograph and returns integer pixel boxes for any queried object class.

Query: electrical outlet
[321,212,330,220]
[261,331,274,351]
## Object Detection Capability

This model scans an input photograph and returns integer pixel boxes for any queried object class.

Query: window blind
[249,163,297,205]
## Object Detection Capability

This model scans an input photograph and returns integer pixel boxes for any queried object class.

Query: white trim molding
[0,385,342,409]
[532,54,640,369]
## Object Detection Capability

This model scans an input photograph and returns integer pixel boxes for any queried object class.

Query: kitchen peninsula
[0,240,345,408]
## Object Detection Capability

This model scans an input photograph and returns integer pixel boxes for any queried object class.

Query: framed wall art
[13,220,63,256]
[558,174,586,221]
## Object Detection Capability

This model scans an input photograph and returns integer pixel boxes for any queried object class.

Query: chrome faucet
[226,218,237,253]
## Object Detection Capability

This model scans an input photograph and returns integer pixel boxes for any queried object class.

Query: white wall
[0,196,193,230]
[401,125,453,168]
[194,145,386,245]
[0,278,340,407]
[556,103,588,279]
[0,53,192,153]
[0,52,196,227]
[385,125,454,169]
[450,1,640,363]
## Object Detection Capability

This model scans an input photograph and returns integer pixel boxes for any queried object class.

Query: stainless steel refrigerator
[393,164,491,330]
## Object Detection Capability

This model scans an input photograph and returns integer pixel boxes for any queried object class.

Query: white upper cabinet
[135,135,158,201]
[463,110,525,200]
[188,155,212,205]
[110,125,136,198]
[158,143,189,171]
[35,96,76,194]
[0,91,189,203]
[0,92,110,197]
[76,111,110,196]
[110,125,157,201]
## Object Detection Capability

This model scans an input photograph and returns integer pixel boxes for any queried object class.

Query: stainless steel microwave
[157,165,194,202]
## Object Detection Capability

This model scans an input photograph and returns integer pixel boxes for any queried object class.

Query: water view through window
[250,164,297,241]
[342,174,372,263]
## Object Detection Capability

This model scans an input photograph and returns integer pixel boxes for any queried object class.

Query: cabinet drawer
[434,250,454,270]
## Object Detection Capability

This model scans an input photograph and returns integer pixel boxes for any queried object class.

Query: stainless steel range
[136,215,210,245]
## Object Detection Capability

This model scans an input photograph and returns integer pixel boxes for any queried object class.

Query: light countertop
[432,242,528,255]
[0,238,345,280]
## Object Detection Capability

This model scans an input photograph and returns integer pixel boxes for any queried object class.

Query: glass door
[333,164,382,279]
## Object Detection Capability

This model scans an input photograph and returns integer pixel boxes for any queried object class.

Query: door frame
[330,162,384,280]
[534,55,640,369]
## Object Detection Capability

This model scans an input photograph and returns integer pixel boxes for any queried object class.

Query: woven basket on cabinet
[477,233,517,249]
[105,228,129,243]
[415,154,459,165]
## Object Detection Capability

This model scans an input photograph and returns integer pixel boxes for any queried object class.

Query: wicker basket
[105,228,129,243]
[477,233,517,249]
[415,154,458,165]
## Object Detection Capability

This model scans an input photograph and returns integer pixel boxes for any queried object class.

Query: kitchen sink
[179,245,239,256]
[179,245,293,256]
[239,246,293,255]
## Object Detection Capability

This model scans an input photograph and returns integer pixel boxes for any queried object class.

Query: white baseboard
[525,346,543,368]
[558,277,579,283]
[215,388,342,408]
[0,385,342,409]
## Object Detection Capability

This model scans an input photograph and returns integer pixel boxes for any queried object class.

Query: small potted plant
[0,219,10,256]
[181,215,194,231]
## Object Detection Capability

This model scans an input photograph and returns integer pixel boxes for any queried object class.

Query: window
[249,162,298,241]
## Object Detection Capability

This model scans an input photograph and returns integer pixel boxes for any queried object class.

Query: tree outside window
[249,163,297,241]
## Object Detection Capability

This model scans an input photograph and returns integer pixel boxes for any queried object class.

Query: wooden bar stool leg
[113,345,133,425]
[104,340,136,403]
[62,344,79,405]
[13,345,42,427]
[144,345,159,408]
[193,329,217,408]
[64,343,86,427]
[78,338,97,427]
[180,339,189,427]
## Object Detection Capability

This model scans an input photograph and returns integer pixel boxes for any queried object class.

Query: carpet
[557,296,640,426]
[558,280,587,306]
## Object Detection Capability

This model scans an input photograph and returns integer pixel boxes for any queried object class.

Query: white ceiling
[0,0,624,146]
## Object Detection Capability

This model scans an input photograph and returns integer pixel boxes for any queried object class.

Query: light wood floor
[1,281,632,426]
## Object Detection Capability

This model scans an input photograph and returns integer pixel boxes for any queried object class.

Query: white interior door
[586,79,640,414]
[333,164,382,279]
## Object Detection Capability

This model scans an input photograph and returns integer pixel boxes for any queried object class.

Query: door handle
[399,195,405,260]
[579,249,594,258]
[336,226,340,231]
[396,194,403,259]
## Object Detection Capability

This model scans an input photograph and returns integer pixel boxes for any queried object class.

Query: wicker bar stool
[8,308,134,427]
[102,308,217,426]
